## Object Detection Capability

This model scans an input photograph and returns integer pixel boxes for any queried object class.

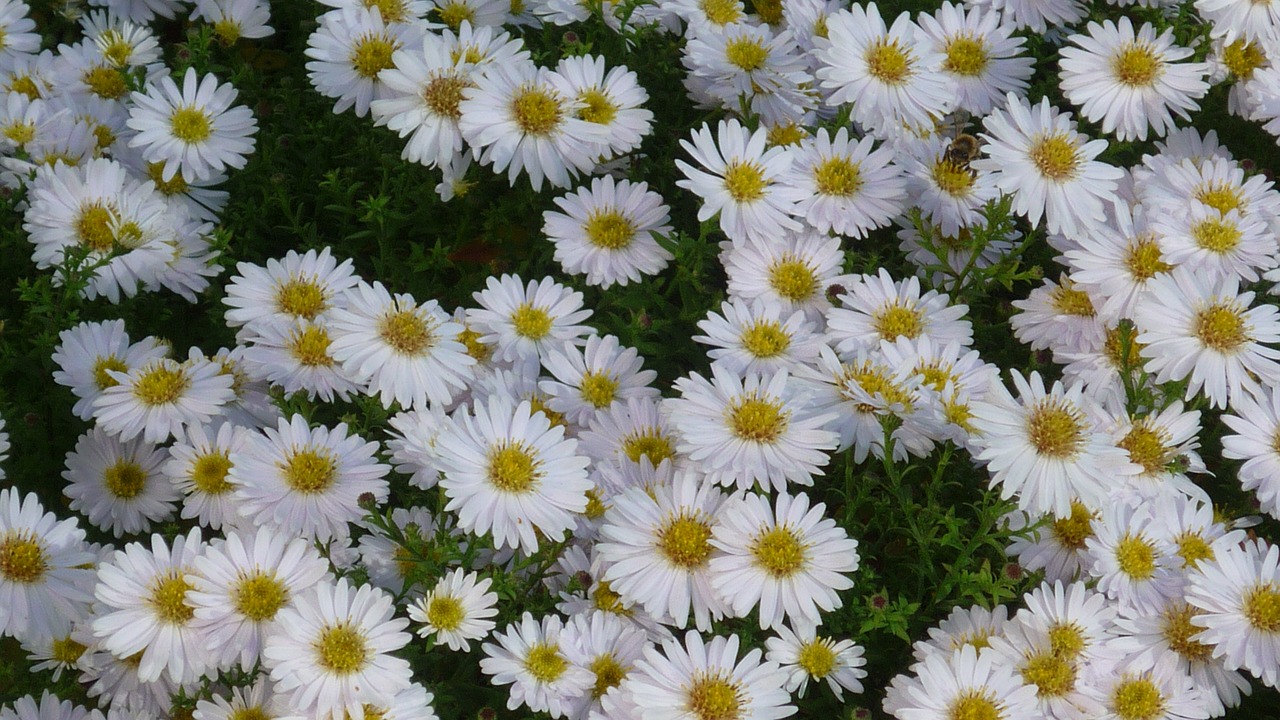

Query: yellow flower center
[233,572,290,621]
[1021,650,1075,697]
[191,451,234,494]
[51,636,88,664]
[585,210,635,249]
[622,430,676,465]
[230,708,270,720]
[1115,533,1157,579]
[487,443,540,493]
[1194,303,1249,352]
[697,0,743,25]
[511,303,553,340]
[1223,40,1266,81]
[728,395,787,442]
[1112,677,1164,720]
[364,0,409,22]
[1051,284,1095,317]
[316,623,369,673]
[1162,603,1212,661]
[592,578,629,614]
[590,653,627,699]
[725,37,769,72]
[796,639,837,677]
[577,88,618,125]
[766,121,807,147]
[1244,583,1280,632]
[723,161,767,202]
[584,488,609,519]
[276,278,327,319]
[751,525,806,577]
[350,33,397,79]
[93,356,128,390]
[150,572,195,624]
[289,324,336,367]
[1105,325,1145,370]
[146,161,188,194]
[948,691,1002,720]
[1191,217,1242,254]
[1112,42,1162,86]
[1028,134,1080,182]
[865,38,913,84]
[933,158,975,195]
[511,85,563,136]
[0,532,48,583]
[943,35,989,76]
[1026,398,1084,458]
[213,19,242,44]
[842,363,914,413]
[426,594,465,630]
[768,258,818,302]
[657,513,714,569]
[813,156,863,197]
[1197,182,1245,214]
[98,31,134,67]
[1118,422,1171,475]
[873,304,924,341]
[1175,532,1215,569]
[282,449,338,494]
[3,120,34,145]
[83,65,127,99]
[457,326,491,362]
[9,75,41,99]
[423,73,469,119]
[1051,501,1095,549]
[1124,234,1172,280]
[1048,622,1086,659]
[170,107,212,144]
[740,321,790,358]
[579,371,619,408]
[91,122,116,150]
[449,44,485,65]
[687,673,742,720]
[379,310,435,355]
[133,363,189,405]
[104,460,147,499]
[525,642,568,683]
[436,0,475,28]
[749,0,783,23]
[77,203,117,252]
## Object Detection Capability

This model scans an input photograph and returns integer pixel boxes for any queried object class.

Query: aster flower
[916,2,1033,116]
[626,631,794,720]
[888,645,1040,720]
[0,490,95,644]
[973,92,1124,240]
[1087,501,1183,615]
[825,269,973,357]
[239,319,362,403]
[371,30,476,170]
[164,420,250,531]
[548,54,652,161]
[92,356,234,444]
[51,319,168,422]
[674,118,803,246]
[262,577,413,719]
[306,5,424,118]
[1059,18,1209,142]
[722,228,844,322]
[783,127,906,239]
[1133,268,1280,409]
[559,611,649,718]
[223,247,359,333]
[62,428,177,538]
[765,624,866,700]
[407,568,498,651]
[436,395,591,553]
[1223,387,1280,519]
[542,175,673,288]
[913,604,1010,662]
[692,297,823,376]
[466,274,593,365]
[480,612,592,717]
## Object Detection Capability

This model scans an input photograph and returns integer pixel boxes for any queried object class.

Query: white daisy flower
[722,227,844,322]
[1009,276,1105,358]
[625,631,794,720]
[223,247,359,332]
[407,568,498,651]
[883,645,1040,720]
[1005,500,1099,584]
[967,0,1085,32]
[51,319,168,422]
[1134,268,1280,410]
[548,54,652,161]
[194,677,292,720]
[385,404,449,489]
[985,613,1101,717]
[1079,654,1211,720]
[913,604,1010,662]
[1087,501,1183,615]
[431,0,510,29]
[1018,580,1117,664]
[1223,387,1280,519]
[327,280,475,410]
[1063,203,1175,323]
[674,117,803,246]
[814,2,955,136]
[187,526,331,672]
[79,10,162,69]
[0,0,38,69]
[466,273,593,365]
[480,612,593,717]
[231,415,391,542]
[1099,402,1207,504]
[709,491,858,631]
[371,30,475,170]
[560,611,650,719]
[969,370,1138,518]
[543,175,673,288]
[916,2,1033,116]
[1195,0,1280,44]
[1185,539,1280,688]
[0,490,95,645]
[783,127,905,239]
[126,67,257,183]
[92,356,234,444]
[578,397,680,473]
[91,528,209,683]
[305,5,424,118]
[825,269,973,358]
[693,297,823,376]
[596,467,730,631]
[62,427,177,538]
[262,577,413,719]
[539,334,659,427]
[765,624,866,700]
[458,60,608,191]
[1059,18,1209,142]
[898,134,1001,238]
[1153,206,1275,283]
[665,364,838,492]
[973,92,1124,240]
[239,318,362,403]
[163,420,249,531]
[436,395,591,553]
[192,0,273,44]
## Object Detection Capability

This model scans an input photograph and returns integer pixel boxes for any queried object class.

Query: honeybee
[943,133,981,179]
